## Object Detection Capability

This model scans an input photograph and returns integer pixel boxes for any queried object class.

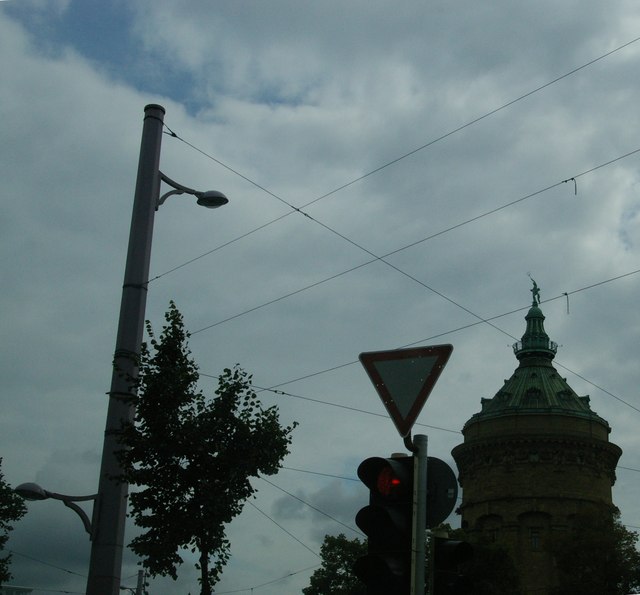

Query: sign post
[412,434,428,595]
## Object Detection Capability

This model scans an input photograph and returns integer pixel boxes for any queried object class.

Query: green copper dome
[466,281,608,426]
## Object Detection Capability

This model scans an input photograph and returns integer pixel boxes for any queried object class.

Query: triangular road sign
[359,344,453,437]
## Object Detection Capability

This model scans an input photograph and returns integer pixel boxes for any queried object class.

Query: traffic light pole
[410,434,428,595]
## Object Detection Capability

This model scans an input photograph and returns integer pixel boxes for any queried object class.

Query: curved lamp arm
[15,482,98,540]
[59,497,95,538]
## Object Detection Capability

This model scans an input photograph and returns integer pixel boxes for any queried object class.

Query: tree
[441,525,521,595]
[303,533,367,595]
[116,303,297,595]
[548,509,640,595]
[451,538,521,595]
[0,457,26,583]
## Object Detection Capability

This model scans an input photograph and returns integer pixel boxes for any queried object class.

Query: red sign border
[359,344,453,437]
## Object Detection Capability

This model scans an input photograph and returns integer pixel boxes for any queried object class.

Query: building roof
[466,283,609,427]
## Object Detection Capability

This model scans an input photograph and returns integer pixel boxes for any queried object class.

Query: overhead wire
[215,564,320,594]
[190,147,640,335]
[146,41,640,591]
[246,500,320,558]
[281,461,640,484]
[256,383,463,435]
[157,55,640,451]
[259,476,362,537]
[159,55,640,427]
[6,548,87,578]
[199,269,640,417]
[280,465,358,481]
[296,34,640,210]
[11,590,84,595]
[153,55,640,574]
[200,370,462,434]
[261,271,638,391]
[151,34,640,284]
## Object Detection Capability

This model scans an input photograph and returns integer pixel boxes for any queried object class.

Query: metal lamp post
[86,104,228,594]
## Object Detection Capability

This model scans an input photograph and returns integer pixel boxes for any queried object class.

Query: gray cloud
[2,2,640,594]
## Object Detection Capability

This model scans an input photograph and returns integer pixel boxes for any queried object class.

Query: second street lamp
[15,482,97,539]
[86,104,228,595]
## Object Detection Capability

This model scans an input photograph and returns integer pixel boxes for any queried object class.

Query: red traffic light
[377,466,403,497]
[358,456,413,500]
[355,456,415,594]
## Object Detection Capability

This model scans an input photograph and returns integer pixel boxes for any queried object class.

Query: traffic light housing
[432,537,474,594]
[353,456,414,594]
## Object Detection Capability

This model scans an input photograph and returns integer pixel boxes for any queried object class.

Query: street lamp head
[196,190,229,209]
[15,482,49,501]
[158,172,229,209]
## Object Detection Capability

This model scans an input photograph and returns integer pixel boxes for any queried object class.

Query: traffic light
[353,455,414,595]
[432,536,474,594]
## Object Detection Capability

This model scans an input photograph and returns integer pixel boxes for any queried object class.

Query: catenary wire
[156,46,640,585]
[246,500,320,558]
[215,565,320,594]
[297,35,640,210]
[198,270,640,422]
[282,462,639,483]
[157,50,640,459]
[265,270,639,388]
[159,70,640,444]
[259,476,363,537]
[190,147,640,335]
[256,383,463,435]
[7,548,87,578]
[281,465,359,481]
[199,371,462,434]
[161,80,640,450]
[12,590,84,594]
[153,35,640,283]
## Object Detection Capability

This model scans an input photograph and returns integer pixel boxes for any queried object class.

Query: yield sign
[359,345,453,437]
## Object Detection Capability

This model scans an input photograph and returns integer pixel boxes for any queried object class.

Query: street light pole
[86,103,228,593]
[86,104,165,595]
[13,104,226,593]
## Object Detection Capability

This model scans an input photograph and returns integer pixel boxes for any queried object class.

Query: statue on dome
[529,275,540,305]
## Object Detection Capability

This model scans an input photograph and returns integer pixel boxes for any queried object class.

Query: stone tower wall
[452,413,621,595]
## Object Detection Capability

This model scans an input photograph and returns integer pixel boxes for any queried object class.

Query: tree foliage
[548,509,640,595]
[303,533,367,595]
[465,540,521,595]
[0,457,27,583]
[116,303,297,595]
[441,525,521,595]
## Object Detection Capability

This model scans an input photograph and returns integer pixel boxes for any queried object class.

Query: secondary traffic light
[353,455,414,595]
[432,537,474,594]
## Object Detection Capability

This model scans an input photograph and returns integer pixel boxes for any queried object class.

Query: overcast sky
[2,1,640,593]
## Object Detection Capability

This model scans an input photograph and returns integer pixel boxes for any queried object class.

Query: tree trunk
[200,546,211,595]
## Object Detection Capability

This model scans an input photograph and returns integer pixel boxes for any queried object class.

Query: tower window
[530,528,541,550]
[524,388,543,407]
